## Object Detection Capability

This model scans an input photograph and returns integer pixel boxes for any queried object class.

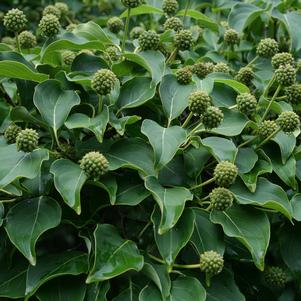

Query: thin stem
[166,48,178,65]
[98,95,103,114]
[54,130,64,152]
[189,121,203,135]
[148,253,165,264]
[229,104,237,109]
[245,55,259,68]
[263,75,275,98]
[255,128,280,149]
[197,195,210,203]
[15,32,21,53]
[191,177,215,190]
[182,112,193,128]
[122,8,131,52]
[138,221,152,239]
[183,0,191,20]
[148,253,200,269]
[261,85,281,121]
[65,15,73,25]
[237,135,257,148]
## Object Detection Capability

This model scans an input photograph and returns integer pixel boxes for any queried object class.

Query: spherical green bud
[130,26,144,39]
[284,84,301,104]
[275,64,296,86]
[209,187,233,211]
[16,128,39,152]
[174,29,193,51]
[236,93,257,116]
[138,30,160,51]
[55,2,69,16]
[193,62,212,78]
[39,14,61,37]
[277,111,300,133]
[188,91,211,115]
[43,5,61,19]
[66,23,77,32]
[4,123,21,144]
[256,38,279,58]
[105,46,120,61]
[200,250,224,276]
[19,31,37,49]
[202,106,224,129]
[235,67,253,85]
[214,62,230,73]
[91,69,118,95]
[3,8,27,32]
[121,0,142,8]
[157,44,169,57]
[107,17,124,34]
[164,17,183,32]
[271,52,294,69]
[264,266,288,290]
[176,67,192,85]
[214,161,238,187]
[257,120,279,138]
[80,151,109,179]
[1,36,16,46]
[162,0,179,16]
[62,50,76,65]
[224,28,239,45]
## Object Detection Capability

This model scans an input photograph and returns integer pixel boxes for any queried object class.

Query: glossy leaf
[85,282,110,301]
[5,197,61,265]
[86,224,144,283]
[291,194,301,221]
[139,284,162,301]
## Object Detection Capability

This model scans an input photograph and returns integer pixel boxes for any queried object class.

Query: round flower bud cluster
[130,26,144,39]
[162,0,179,16]
[121,0,142,8]
[200,251,224,276]
[164,17,183,32]
[174,30,193,51]
[276,111,300,133]
[105,46,120,61]
[214,161,238,187]
[284,84,301,104]
[91,69,118,95]
[214,62,230,73]
[3,8,27,32]
[4,123,21,144]
[235,67,253,85]
[43,5,61,19]
[209,187,233,211]
[236,93,257,116]
[224,28,239,45]
[66,23,77,32]
[55,2,69,16]
[188,91,212,115]
[80,151,109,180]
[264,267,288,290]
[271,52,294,69]
[16,128,39,152]
[256,38,279,58]
[193,62,214,78]
[39,14,61,37]
[275,64,296,86]
[176,67,192,85]
[138,30,160,50]
[62,50,76,65]
[257,120,279,138]
[202,106,224,129]
[19,31,37,49]
[107,17,124,34]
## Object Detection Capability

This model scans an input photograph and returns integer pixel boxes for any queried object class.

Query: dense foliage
[0,0,301,300]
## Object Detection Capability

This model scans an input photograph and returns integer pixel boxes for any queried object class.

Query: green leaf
[211,204,270,270]
[190,208,225,255]
[50,159,87,214]
[124,51,166,84]
[86,224,144,283]
[10,106,47,128]
[0,61,48,82]
[271,131,296,164]
[0,145,49,188]
[139,284,163,301]
[159,74,196,124]
[177,9,218,31]
[291,194,301,221]
[86,282,110,301]
[144,176,193,234]
[120,5,163,17]
[228,3,268,32]
[206,269,246,301]
[26,251,88,297]
[106,138,156,176]
[91,175,118,205]
[112,285,139,301]
[117,77,156,110]
[141,119,187,169]
[65,106,109,143]
[36,276,86,301]
[230,177,293,220]
[167,276,206,301]
[33,80,80,140]
[201,136,237,162]
[213,78,250,94]
[152,208,195,265]
[5,197,61,266]
[109,112,141,135]
[0,204,4,227]
[235,148,258,174]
